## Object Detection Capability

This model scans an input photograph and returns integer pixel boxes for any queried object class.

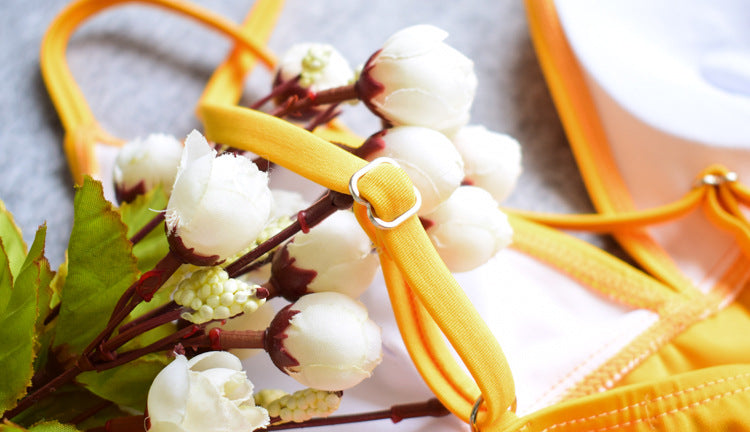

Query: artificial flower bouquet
[0,20,522,432]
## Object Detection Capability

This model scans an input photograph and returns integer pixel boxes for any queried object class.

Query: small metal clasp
[695,171,738,188]
[348,157,421,229]
[470,395,517,432]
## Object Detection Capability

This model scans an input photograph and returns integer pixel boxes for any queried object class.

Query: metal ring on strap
[470,396,484,432]
[348,157,422,229]
[470,394,518,431]
[695,171,738,188]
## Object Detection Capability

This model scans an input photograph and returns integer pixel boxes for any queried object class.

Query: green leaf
[0,200,28,280]
[0,239,12,316]
[54,178,139,356]
[120,187,169,274]
[119,187,177,347]
[0,226,46,413]
[0,420,26,431]
[28,421,79,432]
[77,353,169,411]
[9,384,125,430]
[22,227,55,374]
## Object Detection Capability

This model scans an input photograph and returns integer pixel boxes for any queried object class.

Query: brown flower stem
[100,307,183,354]
[237,253,274,275]
[271,84,358,119]
[69,400,113,426]
[94,324,204,372]
[225,190,353,278]
[264,398,451,430]
[180,328,265,351]
[3,360,88,421]
[129,212,165,245]
[305,103,342,131]
[88,251,184,357]
[117,300,180,334]
[85,414,146,432]
[43,303,60,325]
[250,75,301,110]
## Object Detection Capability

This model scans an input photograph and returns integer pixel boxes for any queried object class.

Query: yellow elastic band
[198,0,284,108]
[200,102,518,429]
[42,0,278,184]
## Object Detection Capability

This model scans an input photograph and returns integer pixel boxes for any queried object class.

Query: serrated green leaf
[0,200,28,280]
[9,383,125,430]
[28,421,79,432]
[0,226,45,413]
[120,187,169,275]
[0,420,26,431]
[0,239,12,315]
[55,178,139,355]
[25,227,55,375]
[78,353,169,411]
[118,188,177,348]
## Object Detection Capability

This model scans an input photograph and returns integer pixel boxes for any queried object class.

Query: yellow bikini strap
[511,165,750,281]
[41,0,279,185]
[200,103,518,429]
[198,0,284,108]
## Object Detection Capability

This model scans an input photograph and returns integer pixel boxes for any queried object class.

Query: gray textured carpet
[1,0,605,267]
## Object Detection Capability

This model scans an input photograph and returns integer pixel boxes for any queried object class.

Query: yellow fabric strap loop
[198,0,284,108]
[509,187,705,233]
[200,102,517,429]
[42,0,278,184]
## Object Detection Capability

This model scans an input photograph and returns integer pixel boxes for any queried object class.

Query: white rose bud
[269,211,378,301]
[423,186,513,273]
[165,130,272,265]
[363,126,464,215]
[265,292,382,391]
[452,125,522,203]
[113,133,183,203]
[356,24,477,135]
[147,351,269,432]
[272,43,354,119]
[276,43,354,93]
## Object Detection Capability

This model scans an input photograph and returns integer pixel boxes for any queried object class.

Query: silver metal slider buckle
[348,157,421,229]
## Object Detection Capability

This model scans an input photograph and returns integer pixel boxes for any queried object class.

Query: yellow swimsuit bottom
[41,0,750,430]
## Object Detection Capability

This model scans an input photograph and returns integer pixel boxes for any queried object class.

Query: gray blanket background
[1,0,609,268]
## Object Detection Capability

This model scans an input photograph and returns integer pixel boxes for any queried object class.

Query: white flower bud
[265,388,342,423]
[357,25,477,135]
[423,186,513,273]
[174,266,267,324]
[276,43,354,92]
[452,125,522,203]
[113,133,183,203]
[270,211,378,300]
[265,292,382,391]
[147,351,269,432]
[364,126,464,215]
[165,130,272,264]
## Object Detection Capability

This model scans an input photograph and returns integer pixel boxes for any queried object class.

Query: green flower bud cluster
[173,266,265,324]
[300,46,332,88]
[258,388,342,424]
